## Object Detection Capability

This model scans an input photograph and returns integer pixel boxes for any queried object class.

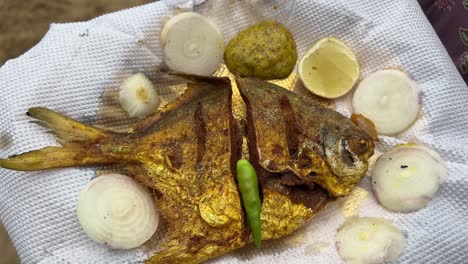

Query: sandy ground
[0,0,151,65]
[0,225,18,264]
[0,0,151,263]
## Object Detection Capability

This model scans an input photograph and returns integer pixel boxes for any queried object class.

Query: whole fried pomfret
[0,76,374,263]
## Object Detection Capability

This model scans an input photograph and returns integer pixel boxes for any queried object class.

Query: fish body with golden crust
[0,76,373,263]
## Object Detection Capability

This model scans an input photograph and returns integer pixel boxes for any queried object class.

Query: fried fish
[0,76,374,263]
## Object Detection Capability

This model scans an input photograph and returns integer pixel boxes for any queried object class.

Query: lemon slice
[298,37,360,99]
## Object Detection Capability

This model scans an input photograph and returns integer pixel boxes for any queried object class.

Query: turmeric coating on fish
[0,75,374,263]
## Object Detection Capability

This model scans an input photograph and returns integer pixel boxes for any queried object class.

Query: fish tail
[0,107,123,171]
[26,107,110,143]
[0,144,120,171]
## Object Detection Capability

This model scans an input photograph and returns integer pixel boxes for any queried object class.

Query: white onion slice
[119,73,160,119]
[336,217,405,264]
[77,174,159,249]
[162,12,224,75]
[371,144,446,212]
[352,69,421,135]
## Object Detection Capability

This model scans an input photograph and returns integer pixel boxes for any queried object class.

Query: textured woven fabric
[0,0,467,263]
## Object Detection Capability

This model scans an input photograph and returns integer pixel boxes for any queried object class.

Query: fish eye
[347,137,370,155]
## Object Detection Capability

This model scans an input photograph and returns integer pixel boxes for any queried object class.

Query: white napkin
[1,0,467,263]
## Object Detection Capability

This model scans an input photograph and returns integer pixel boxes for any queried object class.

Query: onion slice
[352,69,421,135]
[162,12,224,75]
[119,73,160,119]
[371,144,447,212]
[336,217,405,264]
[76,174,159,249]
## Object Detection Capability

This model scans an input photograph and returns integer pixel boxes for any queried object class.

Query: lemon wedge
[298,37,360,99]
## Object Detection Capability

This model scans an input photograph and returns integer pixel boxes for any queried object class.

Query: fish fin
[26,107,111,144]
[0,143,118,171]
[145,239,192,264]
[169,73,231,85]
[0,108,122,171]
[124,165,157,189]
[146,238,240,264]
[134,75,231,133]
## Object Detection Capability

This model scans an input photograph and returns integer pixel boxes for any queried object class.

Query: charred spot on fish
[238,119,247,135]
[239,86,266,200]
[279,95,301,157]
[289,185,332,212]
[341,150,355,166]
[313,134,323,144]
[127,165,148,181]
[320,140,327,158]
[313,143,328,157]
[194,102,206,164]
[341,139,355,166]
[189,235,203,244]
[266,178,332,211]
[227,82,242,186]
[165,140,183,170]
[272,143,283,155]
[232,82,259,233]
[167,152,183,169]
[347,137,370,155]
[229,120,242,184]
[280,173,304,186]
[309,171,317,179]
[188,234,236,254]
[266,160,282,171]
[151,188,164,199]
[73,147,87,162]
[188,235,205,253]
[298,153,313,169]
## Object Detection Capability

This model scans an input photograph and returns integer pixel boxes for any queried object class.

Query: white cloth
[1,0,467,263]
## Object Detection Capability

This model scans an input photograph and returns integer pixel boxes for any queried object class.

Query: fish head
[316,120,375,196]
[236,77,376,198]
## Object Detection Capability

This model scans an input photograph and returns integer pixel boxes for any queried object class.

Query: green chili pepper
[236,159,262,248]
